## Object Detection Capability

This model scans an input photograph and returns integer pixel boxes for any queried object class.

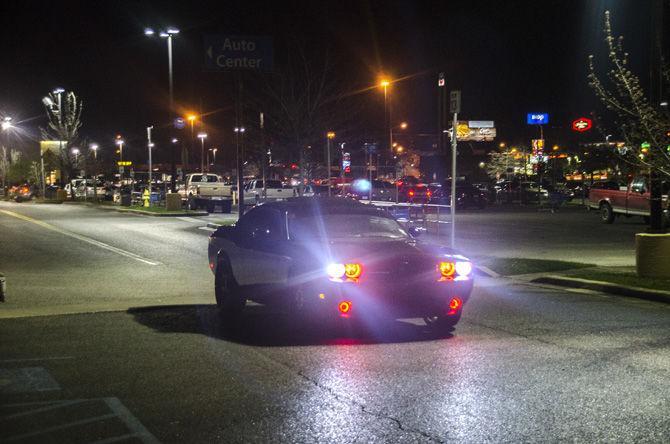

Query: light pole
[198,133,207,173]
[90,143,98,201]
[147,126,154,201]
[235,127,245,217]
[186,114,197,173]
[326,131,335,196]
[115,136,124,183]
[1,117,13,193]
[71,148,80,167]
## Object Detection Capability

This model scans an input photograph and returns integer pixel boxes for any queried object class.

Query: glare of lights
[71,148,80,155]
[553,145,559,151]
[166,28,180,34]
[234,127,245,133]
[144,28,155,36]
[1,117,12,131]
[197,132,207,139]
[400,122,408,129]
[327,131,336,139]
[171,138,178,143]
[439,261,456,278]
[53,87,65,94]
[187,114,197,121]
[379,78,390,88]
[455,261,472,277]
[499,142,506,148]
[90,144,98,151]
[338,301,352,314]
[326,263,346,279]
[159,32,169,38]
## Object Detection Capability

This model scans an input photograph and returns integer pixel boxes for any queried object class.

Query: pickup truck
[588,176,669,224]
[184,173,233,213]
[244,179,290,203]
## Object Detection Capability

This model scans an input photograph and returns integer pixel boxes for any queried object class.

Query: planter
[636,233,670,278]
[166,193,182,211]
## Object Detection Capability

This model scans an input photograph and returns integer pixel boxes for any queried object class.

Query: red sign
[572,117,592,132]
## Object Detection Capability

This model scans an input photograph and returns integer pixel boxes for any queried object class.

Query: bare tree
[587,11,670,177]
[40,91,84,187]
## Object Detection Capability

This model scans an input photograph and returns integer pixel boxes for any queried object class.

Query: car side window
[237,208,284,242]
[631,178,646,193]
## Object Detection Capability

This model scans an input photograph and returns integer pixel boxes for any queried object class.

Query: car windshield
[289,214,408,240]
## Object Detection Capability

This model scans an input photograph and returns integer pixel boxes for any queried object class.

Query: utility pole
[327,132,335,196]
[450,90,461,249]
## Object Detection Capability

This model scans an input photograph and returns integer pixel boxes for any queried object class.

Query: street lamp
[1,117,12,131]
[197,132,207,172]
[379,77,393,162]
[71,147,80,165]
[115,136,124,161]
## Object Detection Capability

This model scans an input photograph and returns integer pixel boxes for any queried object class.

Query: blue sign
[204,35,273,72]
[173,117,185,129]
[527,113,549,125]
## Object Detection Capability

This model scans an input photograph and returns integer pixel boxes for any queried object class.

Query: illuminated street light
[71,147,80,165]
[144,28,155,36]
[89,143,99,159]
[1,117,12,131]
[499,142,506,148]
[400,122,408,129]
[552,145,559,151]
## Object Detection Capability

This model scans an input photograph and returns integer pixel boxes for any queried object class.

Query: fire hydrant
[142,188,150,207]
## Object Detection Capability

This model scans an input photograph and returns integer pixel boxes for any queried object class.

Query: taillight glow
[408,189,415,197]
[449,297,462,311]
[338,301,352,314]
[439,261,456,278]
[344,263,362,279]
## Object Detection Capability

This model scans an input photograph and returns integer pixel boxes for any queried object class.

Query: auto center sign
[204,35,273,71]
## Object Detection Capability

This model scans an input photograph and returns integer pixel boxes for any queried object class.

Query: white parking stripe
[176,217,202,223]
[0,210,161,266]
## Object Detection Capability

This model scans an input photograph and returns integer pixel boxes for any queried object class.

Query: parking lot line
[0,210,161,266]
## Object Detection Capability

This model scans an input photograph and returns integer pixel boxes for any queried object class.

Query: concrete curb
[83,204,209,217]
[206,223,222,229]
[531,275,670,304]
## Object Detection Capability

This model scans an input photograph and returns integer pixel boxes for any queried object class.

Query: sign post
[449,91,461,249]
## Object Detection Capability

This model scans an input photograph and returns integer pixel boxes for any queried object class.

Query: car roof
[258,197,391,217]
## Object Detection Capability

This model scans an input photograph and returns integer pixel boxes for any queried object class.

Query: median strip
[0,209,160,266]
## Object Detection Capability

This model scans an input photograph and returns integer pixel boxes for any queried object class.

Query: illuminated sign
[40,141,67,154]
[527,113,549,125]
[204,35,273,71]
[572,117,592,132]
[117,161,132,166]
[452,121,496,142]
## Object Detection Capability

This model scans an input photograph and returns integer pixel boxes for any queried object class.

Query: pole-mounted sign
[450,91,461,113]
[572,117,592,132]
[527,113,549,125]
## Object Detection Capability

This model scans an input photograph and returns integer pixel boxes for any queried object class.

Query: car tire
[424,313,461,335]
[215,256,245,319]
[600,202,615,224]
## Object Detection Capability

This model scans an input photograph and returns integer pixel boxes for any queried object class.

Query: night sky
[0,0,656,163]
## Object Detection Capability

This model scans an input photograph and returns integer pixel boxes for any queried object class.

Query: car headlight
[455,261,472,277]
[326,263,362,281]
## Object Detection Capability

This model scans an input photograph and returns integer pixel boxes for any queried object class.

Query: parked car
[245,179,291,203]
[347,179,398,201]
[207,197,474,333]
[588,176,669,224]
[430,183,487,209]
[496,181,549,203]
[9,184,35,202]
[301,184,331,197]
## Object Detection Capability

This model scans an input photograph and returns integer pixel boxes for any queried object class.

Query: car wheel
[215,257,245,318]
[424,313,461,334]
[600,202,615,224]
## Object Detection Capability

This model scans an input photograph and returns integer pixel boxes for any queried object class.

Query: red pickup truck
[588,176,669,224]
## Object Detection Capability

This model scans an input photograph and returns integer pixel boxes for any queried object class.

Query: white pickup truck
[245,179,291,203]
[184,173,233,213]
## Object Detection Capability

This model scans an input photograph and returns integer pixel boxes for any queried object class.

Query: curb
[87,204,209,217]
[531,275,670,304]
[206,223,222,229]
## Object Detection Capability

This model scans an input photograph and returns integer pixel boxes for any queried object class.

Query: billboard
[527,113,549,125]
[454,121,496,142]
[204,35,273,71]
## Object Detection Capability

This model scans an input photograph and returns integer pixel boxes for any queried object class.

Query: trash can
[120,191,132,206]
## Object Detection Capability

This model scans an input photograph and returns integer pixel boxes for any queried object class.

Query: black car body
[208,198,473,331]
[430,184,487,209]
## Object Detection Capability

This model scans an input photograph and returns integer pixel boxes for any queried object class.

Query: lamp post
[197,133,207,173]
[90,144,98,201]
[326,131,335,196]
[147,126,154,203]
[234,127,245,217]
[115,136,124,183]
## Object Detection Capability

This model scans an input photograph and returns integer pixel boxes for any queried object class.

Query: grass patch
[566,269,670,293]
[480,257,593,276]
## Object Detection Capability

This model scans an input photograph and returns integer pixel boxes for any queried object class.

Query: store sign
[117,161,132,166]
[527,113,549,125]
[572,117,592,132]
[40,140,67,154]
[204,35,273,71]
[453,121,496,141]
